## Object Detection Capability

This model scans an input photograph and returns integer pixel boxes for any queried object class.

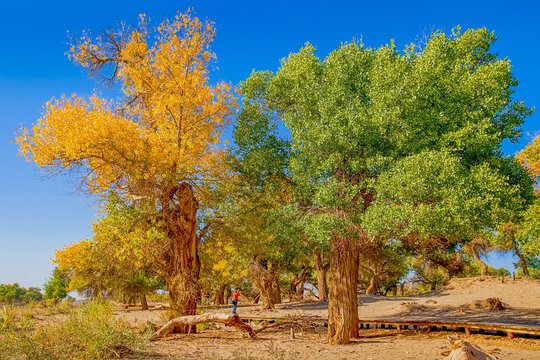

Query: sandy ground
[118,277,540,359]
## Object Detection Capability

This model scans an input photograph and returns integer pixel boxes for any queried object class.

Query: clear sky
[1,0,539,288]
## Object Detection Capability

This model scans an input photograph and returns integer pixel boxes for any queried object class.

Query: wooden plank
[238,316,540,338]
[357,319,540,336]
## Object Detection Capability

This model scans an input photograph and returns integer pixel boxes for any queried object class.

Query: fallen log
[150,313,258,340]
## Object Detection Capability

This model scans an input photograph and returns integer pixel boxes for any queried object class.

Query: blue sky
[1,1,539,288]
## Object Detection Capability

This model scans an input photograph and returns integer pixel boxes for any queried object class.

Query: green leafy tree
[239,27,531,344]
[44,268,70,302]
[0,284,26,303]
[494,196,540,276]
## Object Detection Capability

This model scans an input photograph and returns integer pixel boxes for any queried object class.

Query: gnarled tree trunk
[313,252,329,301]
[161,183,201,333]
[328,235,359,344]
[251,260,280,309]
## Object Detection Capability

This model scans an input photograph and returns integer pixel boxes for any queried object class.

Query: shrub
[0,300,149,360]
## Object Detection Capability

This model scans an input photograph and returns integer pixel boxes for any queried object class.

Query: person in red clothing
[232,288,240,314]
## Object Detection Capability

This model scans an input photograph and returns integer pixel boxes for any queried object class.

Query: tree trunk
[290,270,309,301]
[251,260,280,309]
[289,274,299,301]
[365,275,377,295]
[327,236,359,345]
[225,287,231,304]
[516,252,530,277]
[140,291,148,310]
[471,245,488,276]
[513,241,530,277]
[162,183,201,333]
[214,284,226,305]
[296,281,305,300]
[313,252,328,301]
[295,269,309,301]
[270,276,281,304]
[257,275,274,309]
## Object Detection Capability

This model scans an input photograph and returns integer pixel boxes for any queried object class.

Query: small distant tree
[24,287,43,302]
[0,283,26,303]
[44,267,70,302]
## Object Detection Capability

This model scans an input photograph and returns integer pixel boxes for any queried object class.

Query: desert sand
[119,277,540,359]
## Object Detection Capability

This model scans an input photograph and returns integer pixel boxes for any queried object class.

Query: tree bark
[140,291,148,310]
[313,252,329,301]
[471,245,488,276]
[162,183,201,333]
[270,276,282,305]
[327,235,359,345]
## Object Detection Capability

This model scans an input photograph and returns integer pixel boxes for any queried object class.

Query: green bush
[0,300,149,360]
[516,268,540,279]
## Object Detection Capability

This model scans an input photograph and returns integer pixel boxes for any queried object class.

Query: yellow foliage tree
[17,11,237,327]
[518,135,540,183]
[54,194,163,308]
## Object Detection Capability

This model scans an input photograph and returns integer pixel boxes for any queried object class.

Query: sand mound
[396,302,430,314]
[429,276,540,310]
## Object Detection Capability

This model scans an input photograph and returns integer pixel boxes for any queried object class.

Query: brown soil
[118,276,540,359]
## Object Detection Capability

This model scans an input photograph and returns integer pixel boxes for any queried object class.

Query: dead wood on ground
[150,313,258,340]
